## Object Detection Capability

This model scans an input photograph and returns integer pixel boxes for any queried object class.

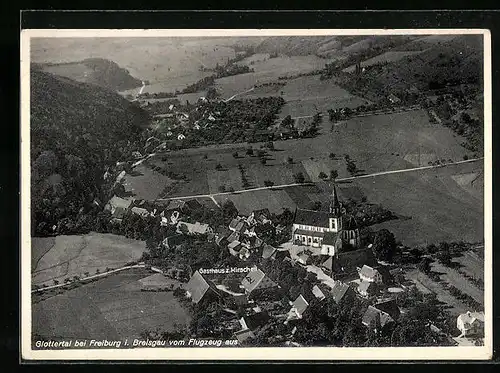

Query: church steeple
[329,184,341,216]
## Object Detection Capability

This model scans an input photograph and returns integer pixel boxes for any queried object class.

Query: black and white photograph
[21,29,492,360]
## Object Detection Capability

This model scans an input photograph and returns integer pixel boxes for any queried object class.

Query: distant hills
[34,58,143,92]
[328,35,484,101]
[30,68,149,235]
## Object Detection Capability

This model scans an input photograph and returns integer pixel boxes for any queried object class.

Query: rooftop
[294,209,331,227]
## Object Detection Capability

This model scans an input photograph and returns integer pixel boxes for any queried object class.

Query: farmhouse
[240,268,278,295]
[358,265,383,283]
[362,305,395,332]
[457,311,484,337]
[131,206,150,218]
[184,270,220,304]
[285,294,309,323]
[330,281,354,304]
[104,195,133,220]
[292,185,360,255]
[312,285,326,300]
[176,221,212,235]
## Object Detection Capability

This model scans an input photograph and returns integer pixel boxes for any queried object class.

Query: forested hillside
[35,58,143,91]
[30,68,150,235]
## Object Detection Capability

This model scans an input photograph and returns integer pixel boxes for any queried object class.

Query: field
[214,189,297,215]
[32,268,190,342]
[404,268,469,316]
[358,161,483,247]
[123,162,177,200]
[32,233,146,286]
[431,261,483,305]
[455,250,484,281]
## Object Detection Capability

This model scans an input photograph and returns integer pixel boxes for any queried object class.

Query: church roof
[329,184,342,215]
[323,232,341,245]
[294,208,331,227]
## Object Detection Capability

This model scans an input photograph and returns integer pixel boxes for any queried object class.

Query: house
[239,311,270,332]
[131,206,150,218]
[296,251,310,265]
[240,268,278,295]
[312,285,326,301]
[177,134,186,141]
[184,270,220,304]
[254,223,275,238]
[292,185,360,254]
[358,265,383,284]
[169,104,175,111]
[261,244,277,260]
[252,209,272,224]
[330,281,354,304]
[387,93,401,104]
[234,328,256,344]
[228,241,242,256]
[362,305,395,331]
[373,299,400,322]
[176,221,212,235]
[215,226,231,246]
[162,234,185,250]
[286,294,309,322]
[160,210,180,226]
[229,218,248,234]
[238,247,251,261]
[104,195,133,219]
[457,311,484,337]
[208,114,216,122]
[358,280,378,297]
[332,248,377,279]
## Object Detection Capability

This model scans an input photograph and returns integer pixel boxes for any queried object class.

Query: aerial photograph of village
[28,32,485,350]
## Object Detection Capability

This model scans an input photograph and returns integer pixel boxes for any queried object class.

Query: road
[156,157,483,202]
[223,87,255,103]
[32,264,147,294]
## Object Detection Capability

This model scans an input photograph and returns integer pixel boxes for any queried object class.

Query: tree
[417,257,432,274]
[346,161,357,175]
[53,279,59,286]
[266,141,275,150]
[330,169,338,180]
[287,156,294,164]
[260,158,267,165]
[232,152,239,158]
[264,180,274,187]
[218,185,226,193]
[318,171,328,179]
[215,163,223,171]
[246,147,254,156]
[281,115,293,128]
[372,229,397,262]
[294,172,305,183]
[329,152,336,160]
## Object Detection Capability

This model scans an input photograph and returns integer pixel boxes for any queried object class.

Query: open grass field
[357,161,483,247]
[32,236,55,271]
[404,268,468,316]
[32,233,146,286]
[32,268,191,342]
[431,261,483,305]
[123,162,177,200]
[455,250,484,281]
[214,189,297,215]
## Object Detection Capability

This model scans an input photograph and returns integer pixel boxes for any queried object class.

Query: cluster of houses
[213,209,278,261]
[151,100,221,141]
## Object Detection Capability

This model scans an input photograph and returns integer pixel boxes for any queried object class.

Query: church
[292,184,361,256]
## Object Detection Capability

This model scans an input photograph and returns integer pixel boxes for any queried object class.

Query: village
[102,181,484,347]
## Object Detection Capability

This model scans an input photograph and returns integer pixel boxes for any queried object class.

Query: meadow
[32,233,146,286]
[342,50,424,73]
[32,268,191,341]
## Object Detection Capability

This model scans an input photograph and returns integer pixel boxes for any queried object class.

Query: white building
[457,311,484,337]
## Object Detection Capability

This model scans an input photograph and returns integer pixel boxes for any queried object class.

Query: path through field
[155,157,483,201]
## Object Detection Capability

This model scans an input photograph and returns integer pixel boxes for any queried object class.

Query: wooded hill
[30,68,150,235]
